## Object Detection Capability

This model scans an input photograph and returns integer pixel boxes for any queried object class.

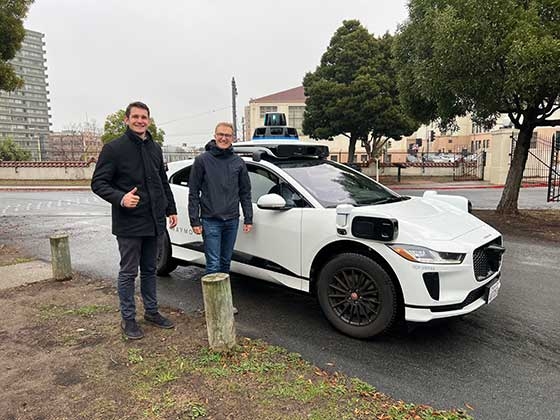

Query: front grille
[473,237,503,281]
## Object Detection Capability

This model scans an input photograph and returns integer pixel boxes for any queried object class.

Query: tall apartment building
[0,29,51,160]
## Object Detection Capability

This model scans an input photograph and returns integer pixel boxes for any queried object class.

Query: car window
[246,164,308,208]
[247,166,278,203]
[169,165,191,186]
[275,159,398,208]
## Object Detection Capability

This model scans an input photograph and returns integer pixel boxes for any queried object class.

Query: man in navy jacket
[92,101,177,339]
[188,122,252,312]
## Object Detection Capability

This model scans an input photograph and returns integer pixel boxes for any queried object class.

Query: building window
[259,106,277,119]
[288,106,305,132]
[330,155,338,162]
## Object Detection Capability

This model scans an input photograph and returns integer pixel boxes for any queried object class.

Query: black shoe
[144,312,175,329]
[121,319,144,340]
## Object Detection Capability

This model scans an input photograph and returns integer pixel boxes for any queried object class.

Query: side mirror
[256,193,287,210]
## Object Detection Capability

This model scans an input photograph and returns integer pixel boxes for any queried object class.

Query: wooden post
[201,273,236,351]
[49,234,72,281]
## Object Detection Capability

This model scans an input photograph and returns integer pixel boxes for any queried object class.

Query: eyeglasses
[215,133,233,139]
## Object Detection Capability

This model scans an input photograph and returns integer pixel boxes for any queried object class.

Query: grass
[38,303,113,319]
[117,338,474,420]
[0,256,33,266]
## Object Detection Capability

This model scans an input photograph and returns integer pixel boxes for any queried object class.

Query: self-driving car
[158,141,504,338]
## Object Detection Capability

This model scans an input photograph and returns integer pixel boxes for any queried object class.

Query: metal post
[231,77,238,141]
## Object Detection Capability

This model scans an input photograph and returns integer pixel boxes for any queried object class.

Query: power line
[165,131,213,137]
[159,106,231,126]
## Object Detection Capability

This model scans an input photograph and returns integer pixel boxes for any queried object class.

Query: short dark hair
[125,101,150,117]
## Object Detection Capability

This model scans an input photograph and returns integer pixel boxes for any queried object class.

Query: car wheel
[157,232,178,276]
[317,253,397,339]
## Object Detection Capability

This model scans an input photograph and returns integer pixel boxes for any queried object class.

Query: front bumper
[404,273,501,322]
[380,231,504,323]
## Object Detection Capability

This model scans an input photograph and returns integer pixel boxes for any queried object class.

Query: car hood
[349,197,487,241]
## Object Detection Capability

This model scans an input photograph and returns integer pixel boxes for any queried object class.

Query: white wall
[0,165,95,180]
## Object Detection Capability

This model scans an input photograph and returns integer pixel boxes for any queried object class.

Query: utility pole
[231,77,238,141]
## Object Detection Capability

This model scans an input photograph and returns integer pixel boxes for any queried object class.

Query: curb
[0,186,91,191]
[388,182,548,191]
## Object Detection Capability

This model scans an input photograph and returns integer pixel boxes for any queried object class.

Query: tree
[303,20,418,163]
[0,0,34,92]
[394,0,560,214]
[101,109,165,145]
[0,138,31,161]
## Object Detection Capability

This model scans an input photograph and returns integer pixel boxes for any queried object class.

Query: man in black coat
[91,101,177,339]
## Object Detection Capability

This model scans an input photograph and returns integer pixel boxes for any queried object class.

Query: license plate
[486,280,501,304]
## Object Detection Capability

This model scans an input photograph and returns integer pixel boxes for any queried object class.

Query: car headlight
[387,244,465,264]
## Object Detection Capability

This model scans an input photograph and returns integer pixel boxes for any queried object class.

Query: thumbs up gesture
[122,187,140,208]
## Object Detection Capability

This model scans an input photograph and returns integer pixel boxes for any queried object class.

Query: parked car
[159,141,504,338]
[430,153,456,163]
[406,154,419,163]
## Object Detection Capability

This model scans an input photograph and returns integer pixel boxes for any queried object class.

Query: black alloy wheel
[317,253,397,339]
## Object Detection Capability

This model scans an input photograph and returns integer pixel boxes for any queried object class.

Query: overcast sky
[25,0,409,146]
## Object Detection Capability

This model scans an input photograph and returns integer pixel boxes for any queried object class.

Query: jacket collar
[125,127,153,144]
[205,139,233,157]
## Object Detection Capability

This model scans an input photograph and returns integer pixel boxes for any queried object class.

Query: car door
[232,162,305,291]
[167,162,206,265]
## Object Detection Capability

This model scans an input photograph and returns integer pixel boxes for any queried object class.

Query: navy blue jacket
[188,140,253,227]
[91,128,177,237]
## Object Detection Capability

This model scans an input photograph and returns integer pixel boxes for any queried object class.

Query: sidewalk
[386,180,502,190]
[0,185,91,191]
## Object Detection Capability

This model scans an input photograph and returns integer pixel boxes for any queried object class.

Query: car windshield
[274,159,401,208]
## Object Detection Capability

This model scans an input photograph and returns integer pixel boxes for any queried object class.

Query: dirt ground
[1,208,558,420]
[0,245,473,420]
[472,209,560,243]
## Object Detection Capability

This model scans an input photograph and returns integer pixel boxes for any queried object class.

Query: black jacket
[91,128,177,237]
[188,140,253,227]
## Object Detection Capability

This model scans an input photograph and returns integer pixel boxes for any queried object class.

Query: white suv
[159,141,504,338]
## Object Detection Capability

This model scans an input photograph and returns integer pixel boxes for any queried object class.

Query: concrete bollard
[49,234,72,281]
[201,272,236,351]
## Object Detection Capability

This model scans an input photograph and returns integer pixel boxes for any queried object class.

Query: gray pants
[116,235,161,320]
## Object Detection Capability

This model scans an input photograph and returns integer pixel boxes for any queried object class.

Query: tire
[157,232,178,276]
[317,253,397,339]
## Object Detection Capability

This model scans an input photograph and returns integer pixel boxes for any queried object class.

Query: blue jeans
[116,235,160,320]
[202,218,239,274]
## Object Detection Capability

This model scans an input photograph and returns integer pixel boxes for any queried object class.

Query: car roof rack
[233,141,329,162]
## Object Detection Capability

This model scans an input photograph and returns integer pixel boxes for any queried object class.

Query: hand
[243,224,252,233]
[122,187,140,208]
[168,214,177,228]
[193,226,203,235]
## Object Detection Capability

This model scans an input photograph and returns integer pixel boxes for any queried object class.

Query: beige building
[244,86,306,141]
[244,86,559,166]
[243,86,368,162]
